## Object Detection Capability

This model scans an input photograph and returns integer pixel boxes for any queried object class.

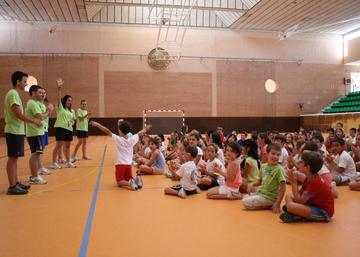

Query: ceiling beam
[84,1,247,13]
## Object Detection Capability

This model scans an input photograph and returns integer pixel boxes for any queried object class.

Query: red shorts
[115,164,133,182]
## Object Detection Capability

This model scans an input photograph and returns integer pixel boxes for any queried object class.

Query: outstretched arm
[137,124,152,136]
[90,121,112,137]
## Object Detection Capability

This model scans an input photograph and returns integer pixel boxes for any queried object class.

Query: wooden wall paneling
[42,56,100,117]
[104,71,212,117]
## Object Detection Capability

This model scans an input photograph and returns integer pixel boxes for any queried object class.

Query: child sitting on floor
[207,142,243,200]
[240,139,260,193]
[198,144,225,190]
[242,143,286,213]
[164,145,200,198]
[280,151,334,223]
[135,136,165,175]
[325,137,357,185]
[90,120,151,190]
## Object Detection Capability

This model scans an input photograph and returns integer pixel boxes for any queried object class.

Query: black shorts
[77,130,88,138]
[27,136,44,154]
[198,176,219,190]
[5,133,25,157]
[171,184,197,195]
[55,127,73,142]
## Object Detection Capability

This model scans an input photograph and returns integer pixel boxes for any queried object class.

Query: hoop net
[143,109,185,134]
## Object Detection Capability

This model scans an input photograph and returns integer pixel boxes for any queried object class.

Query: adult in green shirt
[51,83,76,169]
[4,71,42,195]
[71,99,91,162]
[25,85,54,185]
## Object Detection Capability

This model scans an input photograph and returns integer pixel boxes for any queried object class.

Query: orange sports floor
[0,136,359,257]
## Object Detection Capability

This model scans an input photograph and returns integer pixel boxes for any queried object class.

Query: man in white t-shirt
[91,120,151,190]
[164,145,200,198]
[325,137,357,185]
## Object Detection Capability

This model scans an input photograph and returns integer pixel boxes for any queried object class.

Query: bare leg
[285,194,312,218]
[164,187,180,196]
[138,165,163,175]
[6,157,18,187]
[29,153,40,178]
[72,138,82,158]
[349,181,360,191]
[207,186,242,200]
[64,141,71,162]
[82,138,87,158]
[117,180,136,191]
[53,141,63,163]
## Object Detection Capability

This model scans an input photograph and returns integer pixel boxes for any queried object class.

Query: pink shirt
[225,160,242,190]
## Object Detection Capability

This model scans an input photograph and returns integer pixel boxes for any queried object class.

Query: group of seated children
[90,119,360,223]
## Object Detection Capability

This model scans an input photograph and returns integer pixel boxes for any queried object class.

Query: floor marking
[78,145,107,257]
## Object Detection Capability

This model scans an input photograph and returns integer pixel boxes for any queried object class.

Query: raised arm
[90,121,112,137]
[57,84,62,105]
[137,124,152,136]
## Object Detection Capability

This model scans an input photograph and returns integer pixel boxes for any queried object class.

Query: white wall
[0,21,344,64]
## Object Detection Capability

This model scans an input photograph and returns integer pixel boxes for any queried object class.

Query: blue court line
[78,145,107,257]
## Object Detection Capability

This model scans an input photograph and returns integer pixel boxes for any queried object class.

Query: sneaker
[29,175,47,185]
[7,185,28,195]
[82,156,92,160]
[163,171,173,179]
[195,186,201,194]
[279,212,305,223]
[71,156,81,163]
[135,175,143,189]
[178,188,187,198]
[59,159,67,164]
[65,162,76,168]
[128,179,138,190]
[39,167,51,175]
[16,182,31,190]
[51,162,61,169]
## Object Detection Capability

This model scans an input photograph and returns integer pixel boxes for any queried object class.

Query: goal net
[143,109,185,135]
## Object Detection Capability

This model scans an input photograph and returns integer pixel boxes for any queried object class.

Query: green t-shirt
[258,163,286,201]
[54,103,74,131]
[76,108,88,131]
[25,99,44,137]
[4,89,25,135]
[245,157,260,184]
[38,101,49,132]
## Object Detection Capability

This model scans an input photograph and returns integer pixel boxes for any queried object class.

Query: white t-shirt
[318,164,330,175]
[279,146,289,170]
[217,148,225,165]
[334,151,357,179]
[112,134,139,165]
[196,146,203,156]
[206,158,225,185]
[176,161,198,191]
[144,146,152,157]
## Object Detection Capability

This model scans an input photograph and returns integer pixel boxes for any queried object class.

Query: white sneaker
[29,175,47,185]
[70,156,80,163]
[178,188,187,198]
[59,159,67,164]
[65,162,76,168]
[39,167,51,175]
[128,179,138,190]
[82,156,92,160]
[51,162,61,169]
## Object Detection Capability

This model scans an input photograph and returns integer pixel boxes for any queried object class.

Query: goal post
[143,109,185,134]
